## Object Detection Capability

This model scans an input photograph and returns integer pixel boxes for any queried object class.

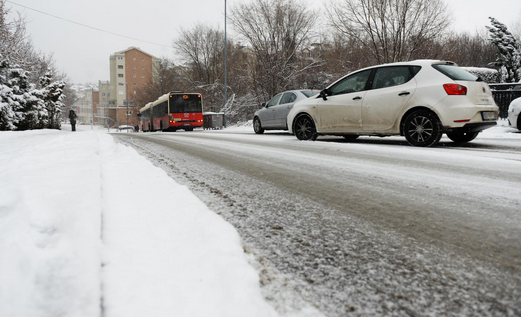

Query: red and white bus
[139,92,204,132]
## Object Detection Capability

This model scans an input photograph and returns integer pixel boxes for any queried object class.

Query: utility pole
[224,0,227,112]
[126,82,129,133]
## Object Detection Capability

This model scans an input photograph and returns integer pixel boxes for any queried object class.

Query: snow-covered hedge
[462,67,500,83]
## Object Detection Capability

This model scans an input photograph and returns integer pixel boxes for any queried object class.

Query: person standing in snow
[69,110,77,131]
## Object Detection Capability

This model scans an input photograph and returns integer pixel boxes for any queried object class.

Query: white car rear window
[433,64,478,81]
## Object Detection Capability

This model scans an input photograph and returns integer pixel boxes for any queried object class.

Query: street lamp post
[224,0,227,112]
[126,82,129,133]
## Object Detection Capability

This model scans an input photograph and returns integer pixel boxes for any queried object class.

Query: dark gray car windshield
[433,64,478,81]
[301,90,320,97]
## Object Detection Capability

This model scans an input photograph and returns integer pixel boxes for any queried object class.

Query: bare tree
[327,0,452,64]
[230,0,320,100]
[0,0,40,71]
[174,24,225,87]
[442,30,497,68]
[132,58,186,108]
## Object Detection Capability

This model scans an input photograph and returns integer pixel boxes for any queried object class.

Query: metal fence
[489,83,521,119]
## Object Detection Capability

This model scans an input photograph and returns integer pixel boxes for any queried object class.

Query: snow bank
[0,127,276,317]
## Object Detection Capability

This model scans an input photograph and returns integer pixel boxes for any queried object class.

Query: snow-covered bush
[224,93,261,124]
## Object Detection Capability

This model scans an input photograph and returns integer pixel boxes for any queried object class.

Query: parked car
[253,89,320,134]
[508,97,521,130]
[287,60,499,147]
[117,125,134,132]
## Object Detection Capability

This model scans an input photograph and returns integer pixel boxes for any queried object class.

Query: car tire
[517,114,521,131]
[446,131,479,143]
[403,110,442,147]
[294,114,318,141]
[253,117,264,134]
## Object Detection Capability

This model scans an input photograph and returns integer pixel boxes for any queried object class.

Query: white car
[508,97,521,130]
[287,60,499,147]
[117,125,134,132]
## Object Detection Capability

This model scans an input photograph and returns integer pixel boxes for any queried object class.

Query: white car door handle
[399,91,410,96]
[353,96,363,100]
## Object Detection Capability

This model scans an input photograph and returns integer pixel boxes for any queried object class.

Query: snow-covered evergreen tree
[8,65,46,130]
[487,17,521,83]
[0,58,17,130]
[0,1,71,131]
[39,70,64,129]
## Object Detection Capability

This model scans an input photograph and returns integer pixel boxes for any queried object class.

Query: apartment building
[72,87,93,124]
[108,47,160,127]
[94,80,112,125]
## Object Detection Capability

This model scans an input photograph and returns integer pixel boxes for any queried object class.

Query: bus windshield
[169,94,202,113]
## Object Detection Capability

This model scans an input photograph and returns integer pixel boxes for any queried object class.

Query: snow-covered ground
[0,123,277,317]
[0,120,519,317]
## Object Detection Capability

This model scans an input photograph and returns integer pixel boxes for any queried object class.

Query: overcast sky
[5,0,521,84]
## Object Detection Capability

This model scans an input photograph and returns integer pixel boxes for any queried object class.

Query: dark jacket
[69,111,77,124]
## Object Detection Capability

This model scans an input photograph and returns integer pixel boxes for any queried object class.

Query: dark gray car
[253,89,320,134]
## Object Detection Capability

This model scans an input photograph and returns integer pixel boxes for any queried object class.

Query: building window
[119,91,124,95]
[118,74,123,78]
[133,66,136,69]
[118,65,123,69]
[133,74,137,78]
[141,75,145,78]
[133,57,136,61]
[133,83,137,86]
[133,91,137,95]
[142,58,144,61]
[118,83,124,86]
[126,111,132,116]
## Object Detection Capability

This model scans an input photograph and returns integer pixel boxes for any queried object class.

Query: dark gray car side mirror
[320,89,330,101]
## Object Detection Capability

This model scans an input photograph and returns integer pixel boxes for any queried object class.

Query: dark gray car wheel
[294,115,317,141]
[253,117,264,134]
[403,110,442,147]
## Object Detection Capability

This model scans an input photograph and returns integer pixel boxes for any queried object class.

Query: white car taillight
[443,84,467,95]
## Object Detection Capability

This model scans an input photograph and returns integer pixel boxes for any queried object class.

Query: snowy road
[114,126,521,317]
